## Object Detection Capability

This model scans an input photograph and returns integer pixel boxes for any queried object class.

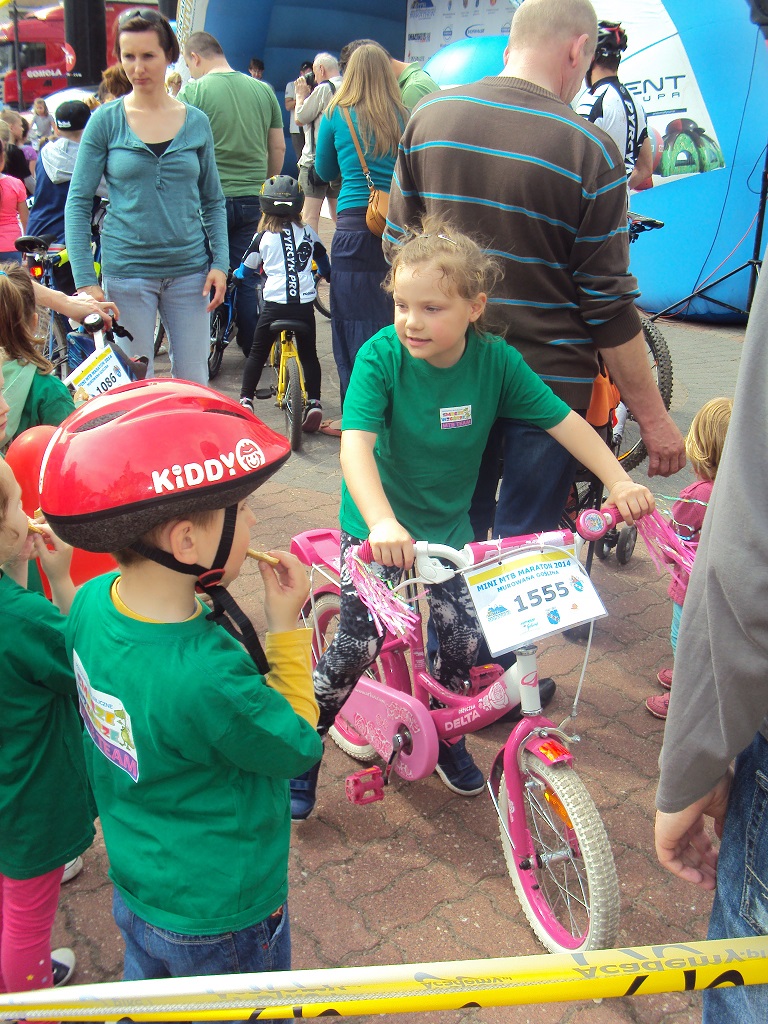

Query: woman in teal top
[65,10,228,385]
[314,44,407,425]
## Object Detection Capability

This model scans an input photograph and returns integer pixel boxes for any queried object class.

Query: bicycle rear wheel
[208,307,226,380]
[313,270,330,319]
[614,319,673,472]
[284,354,303,451]
[305,592,377,762]
[498,755,619,954]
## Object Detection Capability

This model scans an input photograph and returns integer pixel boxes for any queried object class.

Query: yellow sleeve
[265,629,319,728]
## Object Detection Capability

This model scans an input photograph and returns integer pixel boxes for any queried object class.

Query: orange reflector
[545,789,573,827]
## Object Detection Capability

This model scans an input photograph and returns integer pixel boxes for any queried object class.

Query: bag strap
[341,107,376,191]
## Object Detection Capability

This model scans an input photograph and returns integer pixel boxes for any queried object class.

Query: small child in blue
[238,175,331,433]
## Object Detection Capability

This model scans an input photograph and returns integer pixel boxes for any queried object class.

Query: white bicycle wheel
[498,755,619,953]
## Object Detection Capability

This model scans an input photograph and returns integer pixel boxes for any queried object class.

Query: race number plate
[65,346,130,400]
[464,548,606,655]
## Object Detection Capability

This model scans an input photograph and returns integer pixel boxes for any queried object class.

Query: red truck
[0,2,156,107]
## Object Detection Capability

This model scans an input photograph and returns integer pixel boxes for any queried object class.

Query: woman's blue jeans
[103,270,210,384]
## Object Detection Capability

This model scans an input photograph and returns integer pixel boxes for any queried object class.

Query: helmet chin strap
[129,505,269,674]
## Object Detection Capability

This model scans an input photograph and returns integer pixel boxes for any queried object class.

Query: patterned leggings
[314,532,482,732]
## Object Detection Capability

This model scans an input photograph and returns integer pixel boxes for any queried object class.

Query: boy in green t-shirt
[40,379,323,982]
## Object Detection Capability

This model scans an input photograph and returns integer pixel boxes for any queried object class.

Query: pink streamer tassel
[345,547,420,638]
[635,509,697,583]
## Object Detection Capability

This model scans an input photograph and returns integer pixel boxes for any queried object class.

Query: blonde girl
[290,222,655,818]
[0,264,74,453]
[646,397,733,719]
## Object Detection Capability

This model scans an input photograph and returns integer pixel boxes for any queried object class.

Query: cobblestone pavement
[50,234,747,1024]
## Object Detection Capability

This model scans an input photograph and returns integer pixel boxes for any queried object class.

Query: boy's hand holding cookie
[259,551,310,633]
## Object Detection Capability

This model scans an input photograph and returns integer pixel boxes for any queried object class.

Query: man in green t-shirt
[180,31,286,357]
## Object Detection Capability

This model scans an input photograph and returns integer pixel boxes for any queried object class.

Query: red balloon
[4,425,116,593]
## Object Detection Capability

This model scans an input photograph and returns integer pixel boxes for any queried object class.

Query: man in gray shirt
[655,266,768,1022]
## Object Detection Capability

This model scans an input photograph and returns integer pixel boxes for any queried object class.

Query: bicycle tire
[616,525,637,565]
[208,307,226,380]
[498,755,619,954]
[614,319,674,472]
[51,317,70,379]
[313,272,331,319]
[284,354,303,452]
[153,316,166,358]
[306,593,378,763]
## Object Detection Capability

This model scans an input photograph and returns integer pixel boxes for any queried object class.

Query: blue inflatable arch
[182,0,407,174]
[181,0,766,320]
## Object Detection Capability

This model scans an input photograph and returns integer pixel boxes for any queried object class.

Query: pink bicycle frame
[290,528,573,781]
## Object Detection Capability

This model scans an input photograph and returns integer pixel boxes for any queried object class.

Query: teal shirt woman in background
[65,10,227,384]
[314,44,407,422]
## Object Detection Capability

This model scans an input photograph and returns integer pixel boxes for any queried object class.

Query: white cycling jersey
[576,77,648,178]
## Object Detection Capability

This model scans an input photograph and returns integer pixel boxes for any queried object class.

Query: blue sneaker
[434,737,485,796]
[290,759,321,820]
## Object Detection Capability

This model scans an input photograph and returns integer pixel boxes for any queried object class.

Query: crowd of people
[0,0,765,1021]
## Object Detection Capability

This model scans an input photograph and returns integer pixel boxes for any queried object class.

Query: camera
[303,71,316,89]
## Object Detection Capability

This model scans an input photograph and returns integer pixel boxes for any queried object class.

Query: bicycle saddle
[269,319,311,339]
[14,234,58,253]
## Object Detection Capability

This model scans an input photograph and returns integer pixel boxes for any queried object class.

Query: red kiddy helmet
[39,379,291,553]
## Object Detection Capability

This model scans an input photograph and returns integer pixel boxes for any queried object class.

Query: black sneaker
[302,400,323,433]
[434,737,485,796]
[51,948,75,987]
[239,397,254,414]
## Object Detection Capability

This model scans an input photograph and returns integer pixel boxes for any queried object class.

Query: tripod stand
[650,141,767,320]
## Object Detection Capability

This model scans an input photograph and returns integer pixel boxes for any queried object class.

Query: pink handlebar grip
[576,506,621,540]
[357,540,374,563]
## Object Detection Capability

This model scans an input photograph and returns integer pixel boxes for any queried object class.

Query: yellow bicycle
[265,319,309,452]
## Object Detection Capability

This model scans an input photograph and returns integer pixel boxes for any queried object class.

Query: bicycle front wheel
[614,319,673,472]
[499,755,619,953]
[153,314,166,357]
[208,307,226,380]
[284,354,303,451]
[51,317,70,379]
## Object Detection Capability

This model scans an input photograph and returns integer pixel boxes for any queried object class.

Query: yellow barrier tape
[1,937,766,1019]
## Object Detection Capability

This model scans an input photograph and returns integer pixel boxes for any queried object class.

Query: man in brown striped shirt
[386,0,685,540]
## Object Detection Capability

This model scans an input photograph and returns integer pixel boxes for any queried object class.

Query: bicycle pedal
[345,766,385,805]
[254,388,273,400]
[468,663,504,694]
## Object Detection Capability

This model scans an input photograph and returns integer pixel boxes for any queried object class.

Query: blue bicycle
[153,270,241,381]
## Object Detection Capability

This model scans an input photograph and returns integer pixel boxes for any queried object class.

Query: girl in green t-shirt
[0,457,92,996]
[292,222,656,819]
[0,263,74,455]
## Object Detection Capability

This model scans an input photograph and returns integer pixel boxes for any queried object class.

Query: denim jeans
[703,732,768,1024]
[226,195,262,357]
[103,271,210,384]
[470,417,580,541]
[112,888,291,982]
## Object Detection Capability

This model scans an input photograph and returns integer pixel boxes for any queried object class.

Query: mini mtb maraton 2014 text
[291,510,627,954]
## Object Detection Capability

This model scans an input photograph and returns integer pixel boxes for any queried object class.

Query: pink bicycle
[291,510,623,954]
